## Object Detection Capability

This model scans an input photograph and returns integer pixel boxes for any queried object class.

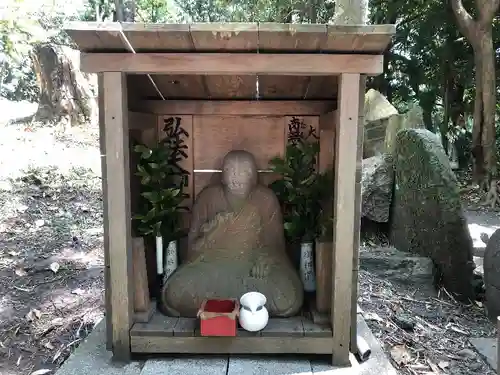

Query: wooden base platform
[130,312,333,354]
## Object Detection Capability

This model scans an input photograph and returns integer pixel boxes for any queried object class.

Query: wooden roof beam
[80,53,384,76]
[64,22,395,54]
[130,100,335,115]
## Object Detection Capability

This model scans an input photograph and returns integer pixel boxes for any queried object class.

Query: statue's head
[221,150,258,198]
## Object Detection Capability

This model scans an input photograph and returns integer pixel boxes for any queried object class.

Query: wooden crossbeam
[129,100,335,116]
[80,53,384,75]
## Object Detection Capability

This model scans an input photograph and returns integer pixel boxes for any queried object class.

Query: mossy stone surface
[390,129,475,301]
[483,228,500,321]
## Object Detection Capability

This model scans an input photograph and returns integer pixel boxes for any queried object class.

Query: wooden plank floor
[131,312,332,338]
[130,312,333,354]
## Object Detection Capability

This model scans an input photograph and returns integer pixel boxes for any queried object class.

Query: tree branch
[478,0,500,26]
[450,0,476,41]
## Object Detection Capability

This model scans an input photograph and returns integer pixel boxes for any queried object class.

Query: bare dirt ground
[0,119,104,375]
[0,112,498,375]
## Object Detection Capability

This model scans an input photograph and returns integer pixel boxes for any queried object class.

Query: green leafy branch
[133,125,190,240]
[269,138,333,243]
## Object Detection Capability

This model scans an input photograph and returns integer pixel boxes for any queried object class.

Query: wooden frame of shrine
[64,21,395,366]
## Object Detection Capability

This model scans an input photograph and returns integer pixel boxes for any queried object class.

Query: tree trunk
[471,51,485,184]
[31,44,97,126]
[450,83,465,130]
[369,11,396,101]
[478,28,497,178]
[451,0,500,199]
[442,71,451,154]
[309,0,318,23]
[115,0,135,22]
[335,0,368,24]
[422,107,434,131]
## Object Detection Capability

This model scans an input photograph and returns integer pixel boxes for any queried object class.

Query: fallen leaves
[26,308,42,321]
[364,311,384,323]
[15,267,27,277]
[71,288,84,295]
[359,269,495,375]
[390,345,411,366]
[446,323,469,335]
[49,262,59,274]
[34,219,45,228]
[30,369,52,375]
[438,360,449,370]
[426,358,442,373]
[456,348,476,360]
[43,342,55,350]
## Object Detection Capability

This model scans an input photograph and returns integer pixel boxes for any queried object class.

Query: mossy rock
[390,129,475,301]
[484,228,500,321]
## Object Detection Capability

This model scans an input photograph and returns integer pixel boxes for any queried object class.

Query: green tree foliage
[174,0,335,23]
[135,0,175,22]
[0,18,39,100]
[0,0,498,162]
[370,0,499,165]
[80,0,115,21]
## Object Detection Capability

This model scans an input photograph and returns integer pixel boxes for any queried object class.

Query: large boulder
[483,228,500,321]
[361,154,394,222]
[390,129,475,302]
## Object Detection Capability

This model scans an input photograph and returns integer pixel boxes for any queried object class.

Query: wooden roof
[65,22,395,100]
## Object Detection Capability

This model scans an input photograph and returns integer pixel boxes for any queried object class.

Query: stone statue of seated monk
[160,150,304,318]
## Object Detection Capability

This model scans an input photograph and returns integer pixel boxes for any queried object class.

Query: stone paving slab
[56,322,143,375]
[470,337,497,370]
[56,314,398,375]
[227,357,312,375]
[141,357,229,375]
[311,316,398,375]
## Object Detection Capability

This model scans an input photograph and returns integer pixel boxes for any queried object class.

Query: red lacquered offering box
[197,299,240,337]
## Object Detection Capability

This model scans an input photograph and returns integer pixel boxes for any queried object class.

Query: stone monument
[483,229,500,321]
[160,150,304,317]
[390,129,475,301]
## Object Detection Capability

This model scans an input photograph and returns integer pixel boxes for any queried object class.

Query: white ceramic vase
[300,241,316,292]
[155,235,163,275]
[239,292,269,332]
[163,239,178,281]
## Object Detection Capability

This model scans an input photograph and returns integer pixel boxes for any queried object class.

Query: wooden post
[97,74,113,351]
[331,73,361,365]
[350,75,366,352]
[335,0,368,359]
[103,72,133,361]
[316,110,336,316]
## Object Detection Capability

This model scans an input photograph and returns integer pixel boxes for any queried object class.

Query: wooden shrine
[64,21,395,366]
